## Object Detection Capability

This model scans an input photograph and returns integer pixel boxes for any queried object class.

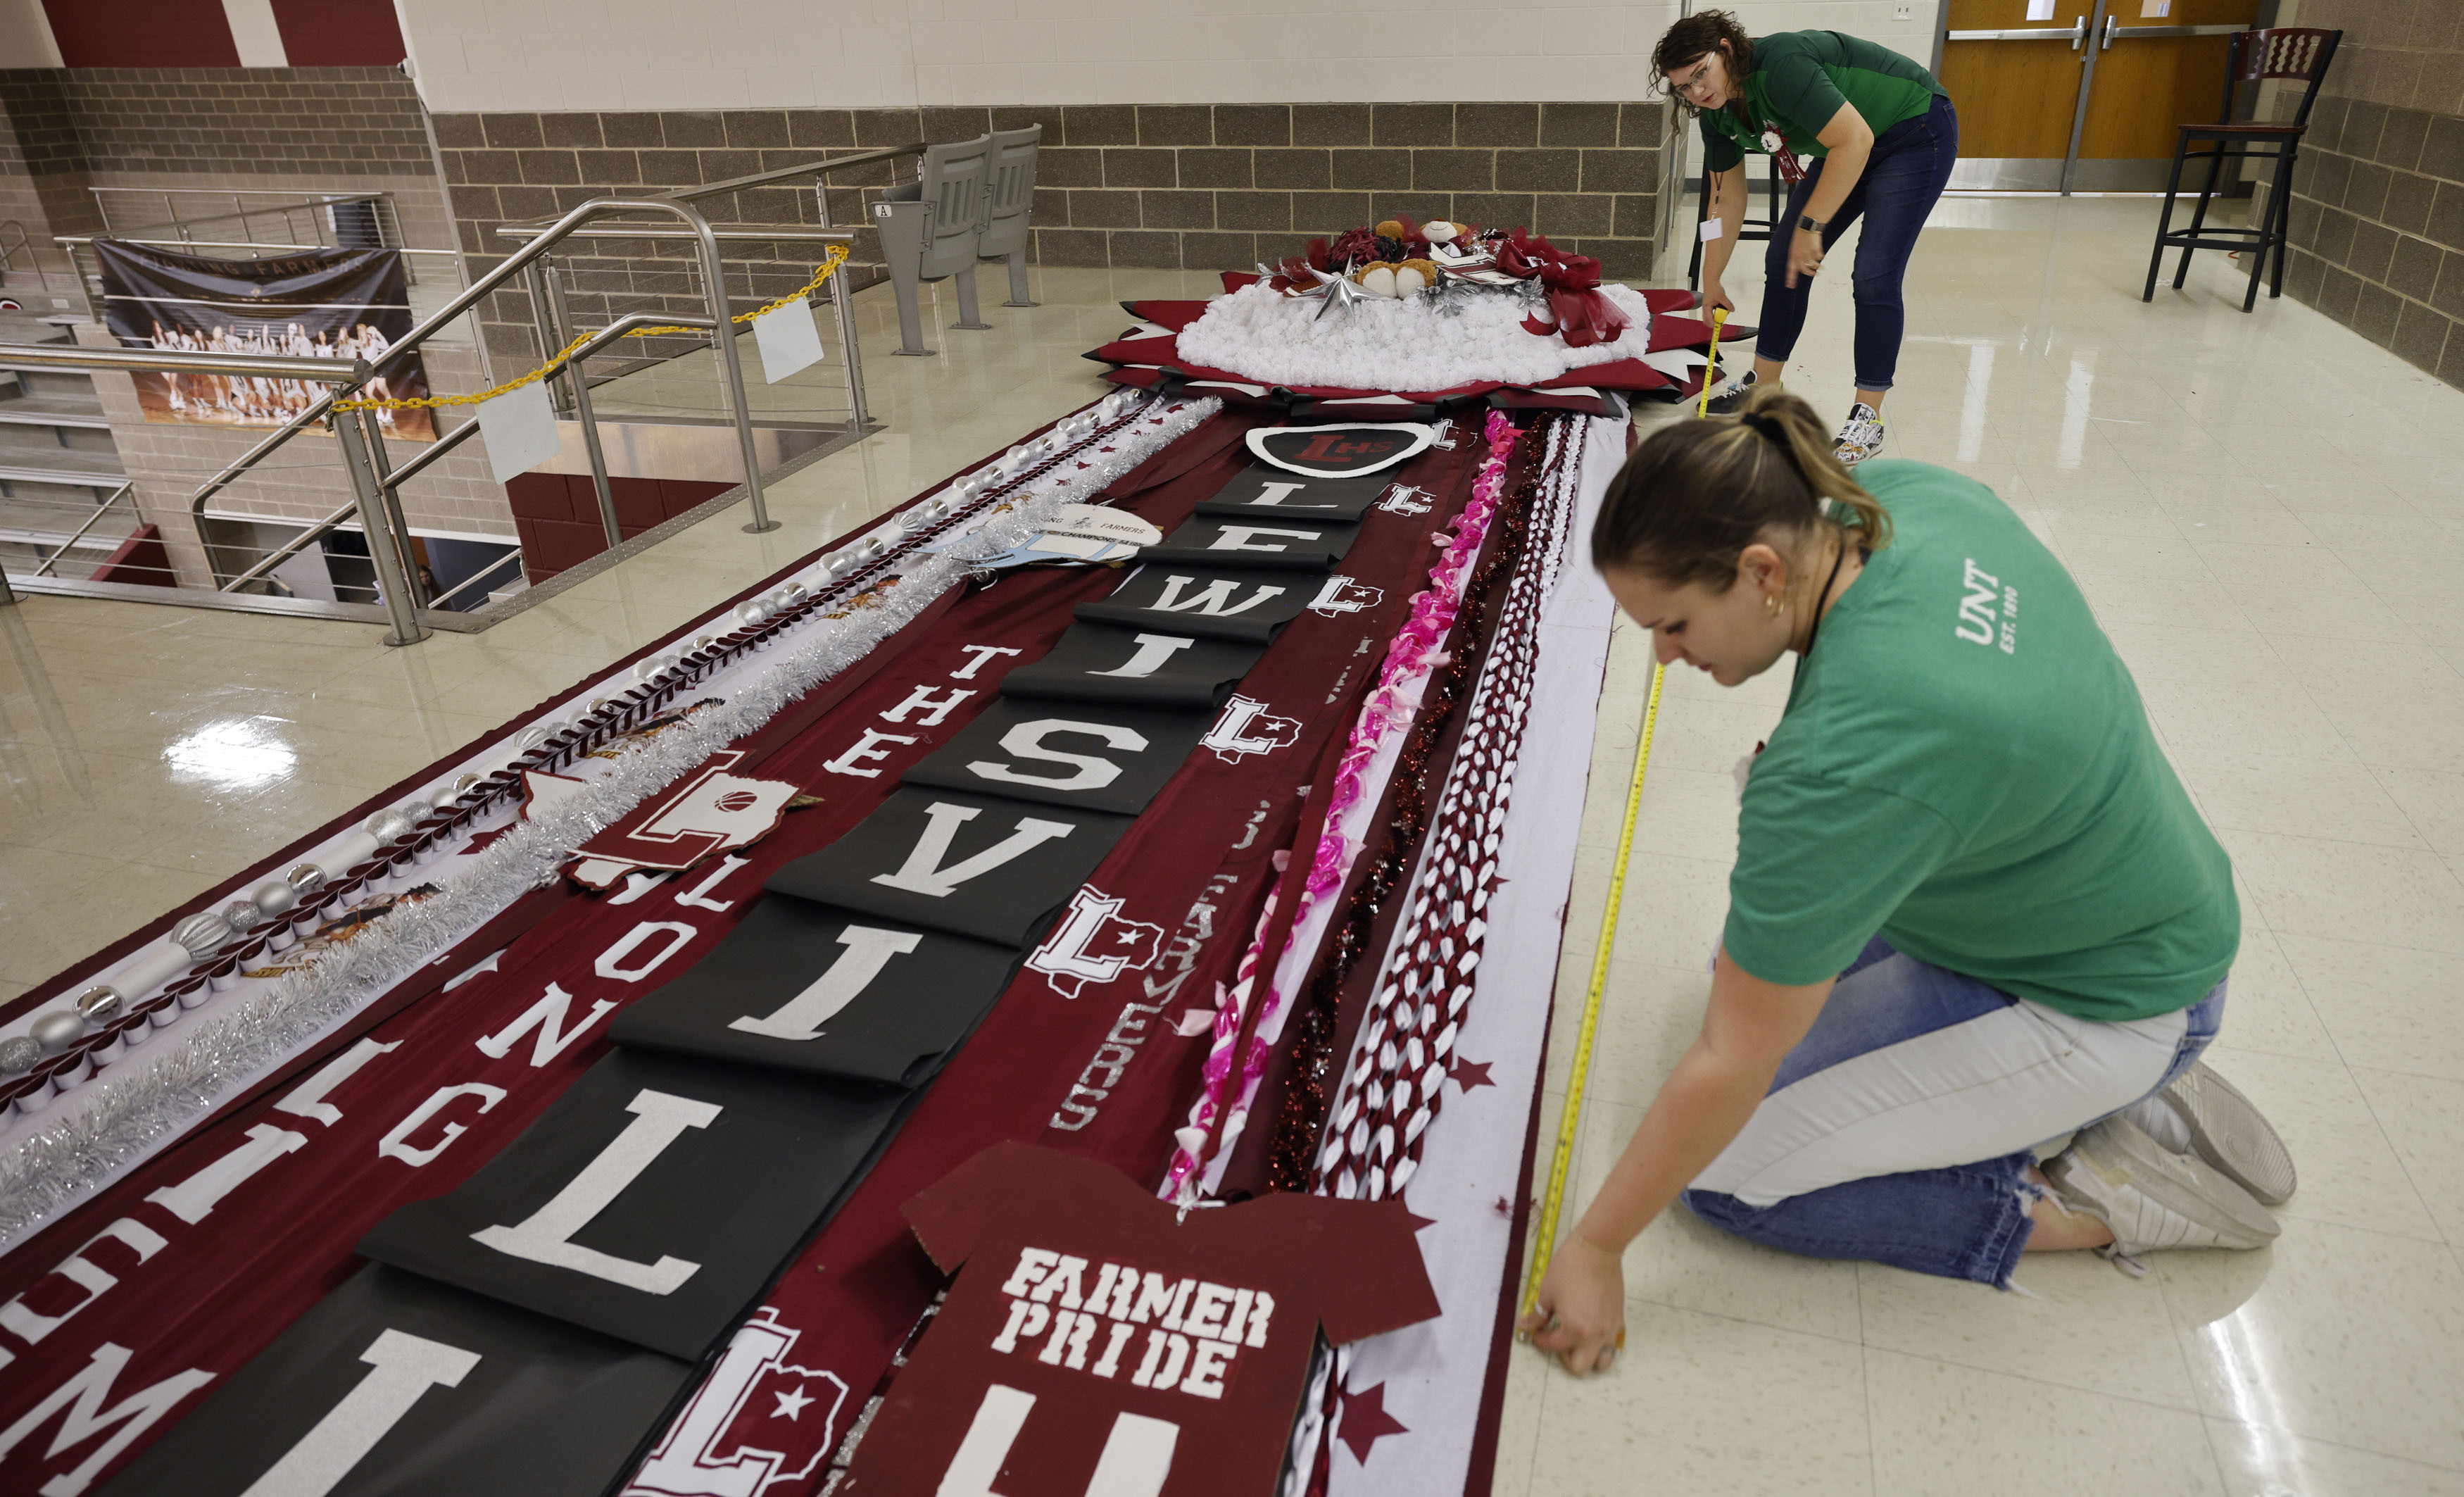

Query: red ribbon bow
[1494,230,1631,349]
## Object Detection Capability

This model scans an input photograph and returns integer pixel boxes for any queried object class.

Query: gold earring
[1765,594,1783,618]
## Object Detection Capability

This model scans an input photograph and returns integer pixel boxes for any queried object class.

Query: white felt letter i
[938,1384,1176,1497]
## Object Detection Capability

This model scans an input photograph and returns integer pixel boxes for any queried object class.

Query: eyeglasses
[1667,59,1719,101]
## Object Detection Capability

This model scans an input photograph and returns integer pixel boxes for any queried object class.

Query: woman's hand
[1516,1232,1627,1376]
[1699,277,1736,315]
[1785,227,1824,288]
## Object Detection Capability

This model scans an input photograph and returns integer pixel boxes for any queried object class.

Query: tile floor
[4,196,2463,1494]
[1500,198,2464,1496]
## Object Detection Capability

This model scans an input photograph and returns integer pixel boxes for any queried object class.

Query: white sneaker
[1833,402,1885,465]
[2127,1061,2297,1206]
[2044,1117,2281,1255]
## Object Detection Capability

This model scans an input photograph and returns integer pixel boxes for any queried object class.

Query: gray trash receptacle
[874,132,993,356]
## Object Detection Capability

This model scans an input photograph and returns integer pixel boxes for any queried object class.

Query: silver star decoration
[1305,264,1369,321]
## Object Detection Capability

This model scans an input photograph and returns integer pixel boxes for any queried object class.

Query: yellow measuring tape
[333,244,851,413]
[1695,304,1730,418]
[1521,657,1667,1322]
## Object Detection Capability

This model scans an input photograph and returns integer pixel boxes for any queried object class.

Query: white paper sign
[1700,217,1725,242]
[2140,0,2169,14]
[2027,0,2055,18]
[753,299,827,383]
[476,380,562,484]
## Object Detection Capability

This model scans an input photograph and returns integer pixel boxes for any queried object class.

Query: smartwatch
[1798,214,1827,232]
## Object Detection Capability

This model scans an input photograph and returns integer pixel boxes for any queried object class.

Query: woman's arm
[1785,102,1876,287]
[1697,161,1751,313]
[1518,949,1835,1374]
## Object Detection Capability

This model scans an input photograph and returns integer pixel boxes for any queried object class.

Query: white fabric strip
[1317,413,1625,1495]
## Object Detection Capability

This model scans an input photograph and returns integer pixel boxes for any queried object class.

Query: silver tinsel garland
[0,395,1219,1251]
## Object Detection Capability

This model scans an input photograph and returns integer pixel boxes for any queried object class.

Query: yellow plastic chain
[1521,658,1667,1325]
[332,244,851,413]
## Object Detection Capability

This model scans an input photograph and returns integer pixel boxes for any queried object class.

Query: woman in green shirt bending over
[1656,12,1957,465]
[1520,389,2297,1377]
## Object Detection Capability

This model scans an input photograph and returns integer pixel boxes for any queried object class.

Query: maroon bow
[1494,230,1632,349]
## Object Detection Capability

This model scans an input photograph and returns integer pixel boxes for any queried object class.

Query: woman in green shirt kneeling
[1656,11,1958,465]
[1520,389,2297,1377]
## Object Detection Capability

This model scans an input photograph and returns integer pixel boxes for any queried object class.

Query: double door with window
[1940,0,2259,192]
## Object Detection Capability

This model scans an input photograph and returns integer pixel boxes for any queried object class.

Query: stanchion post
[523,257,574,416]
[0,563,16,606]
[677,208,776,534]
[358,411,429,610]
[541,261,622,546]
[334,411,428,646]
[813,174,872,430]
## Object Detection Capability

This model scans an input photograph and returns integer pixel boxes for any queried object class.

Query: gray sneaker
[2150,1061,2297,1205]
[2044,1116,2281,1256]
[1700,370,1758,415]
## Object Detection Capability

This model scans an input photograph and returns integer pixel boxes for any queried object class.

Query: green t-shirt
[1697,30,1947,172]
[1721,461,2237,1022]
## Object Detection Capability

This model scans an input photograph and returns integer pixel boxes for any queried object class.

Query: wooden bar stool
[2142,26,2342,313]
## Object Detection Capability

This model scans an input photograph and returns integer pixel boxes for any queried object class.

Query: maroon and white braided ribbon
[1309,416,1576,1202]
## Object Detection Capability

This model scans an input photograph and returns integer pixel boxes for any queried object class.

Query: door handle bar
[1945,20,2091,46]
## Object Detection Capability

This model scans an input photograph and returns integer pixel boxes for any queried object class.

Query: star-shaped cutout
[1335,1381,1409,1464]
[771,1384,814,1421]
[1448,1056,1495,1093]
[1402,1208,1438,1234]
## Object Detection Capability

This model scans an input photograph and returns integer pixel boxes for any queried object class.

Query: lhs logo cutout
[1029,887,1165,1000]
[627,1307,847,1497]
[1204,695,1302,763]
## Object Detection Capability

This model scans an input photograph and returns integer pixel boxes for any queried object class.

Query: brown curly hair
[1652,8,1756,127]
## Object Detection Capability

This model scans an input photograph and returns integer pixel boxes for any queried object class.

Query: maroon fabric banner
[0,409,1488,1496]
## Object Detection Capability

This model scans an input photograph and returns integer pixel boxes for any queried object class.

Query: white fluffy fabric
[1174,280,1653,392]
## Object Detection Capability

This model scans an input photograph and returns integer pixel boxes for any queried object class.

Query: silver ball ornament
[171,911,234,958]
[75,986,122,1023]
[220,898,261,932]
[364,808,415,843]
[252,879,298,917]
[30,1011,86,1054]
[513,724,557,753]
[287,862,329,895]
[0,1035,37,1075]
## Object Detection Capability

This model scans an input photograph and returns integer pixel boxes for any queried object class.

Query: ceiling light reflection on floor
[165,718,298,788]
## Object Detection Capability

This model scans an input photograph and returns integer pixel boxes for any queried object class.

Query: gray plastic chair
[874,132,993,356]
[981,124,1041,308]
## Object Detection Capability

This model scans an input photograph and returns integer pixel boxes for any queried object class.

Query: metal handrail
[215,496,360,594]
[0,343,375,384]
[0,342,432,641]
[97,191,392,242]
[59,234,458,259]
[662,143,924,203]
[30,482,137,577]
[493,224,854,244]
[180,195,769,530]
[426,549,524,610]
[215,309,722,594]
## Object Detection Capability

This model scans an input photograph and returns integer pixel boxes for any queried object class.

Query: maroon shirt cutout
[843,1143,1437,1496]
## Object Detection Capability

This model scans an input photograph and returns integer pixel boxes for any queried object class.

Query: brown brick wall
[2251,0,2464,389]
[0,67,433,177]
[434,101,1673,378]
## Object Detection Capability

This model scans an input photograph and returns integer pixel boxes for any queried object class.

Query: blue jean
[1682,937,2225,1286]
[1754,92,1960,392]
